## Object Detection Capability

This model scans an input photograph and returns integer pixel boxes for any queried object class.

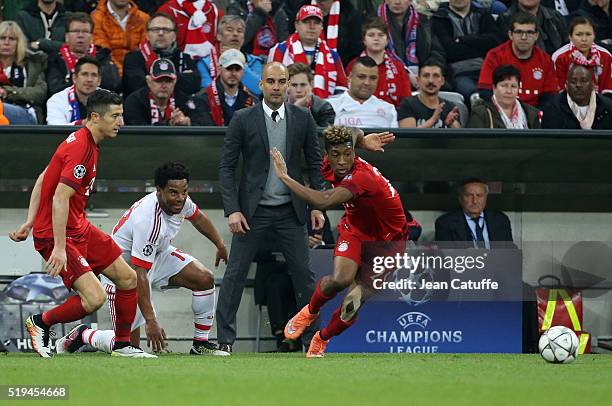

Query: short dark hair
[568,16,595,36]
[66,12,94,33]
[419,59,445,76]
[147,12,177,31]
[86,89,122,119]
[510,12,538,31]
[74,56,100,76]
[288,63,313,81]
[353,56,377,69]
[362,17,388,38]
[154,161,190,188]
[492,65,521,86]
[457,178,488,195]
[323,126,353,152]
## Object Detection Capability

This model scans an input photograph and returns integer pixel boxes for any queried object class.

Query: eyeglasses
[68,30,92,35]
[148,27,175,34]
[0,35,17,42]
[512,30,537,37]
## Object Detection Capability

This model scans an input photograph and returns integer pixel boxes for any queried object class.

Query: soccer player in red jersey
[271,126,411,358]
[9,90,151,358]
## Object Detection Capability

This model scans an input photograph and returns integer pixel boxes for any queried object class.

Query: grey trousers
[216,204,319,346]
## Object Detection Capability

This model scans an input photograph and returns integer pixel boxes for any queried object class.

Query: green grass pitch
[2,353,611,405]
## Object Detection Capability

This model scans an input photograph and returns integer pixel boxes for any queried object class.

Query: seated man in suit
[435,178,513,248]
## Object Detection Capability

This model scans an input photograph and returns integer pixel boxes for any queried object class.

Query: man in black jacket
[46,12,120,95]
[122,12,199,97]
[435,179,513,248]
[432,0,504,103]
[124,58,208,126]
[541,65,612,129]
[199,49,257,126]
[499,0,568,56]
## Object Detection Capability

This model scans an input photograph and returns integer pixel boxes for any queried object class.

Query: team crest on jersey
[338,241,349,252]
[73,165,86,179]
[143,244,154,256]
[78,256,89,268]
[532,68,543,80]
[202,23,211,33]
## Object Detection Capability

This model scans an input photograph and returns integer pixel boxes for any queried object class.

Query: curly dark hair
[323,126,353,151]
[154,161,190,188]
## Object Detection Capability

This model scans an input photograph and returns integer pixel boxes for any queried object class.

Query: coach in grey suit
[217,62,325,350]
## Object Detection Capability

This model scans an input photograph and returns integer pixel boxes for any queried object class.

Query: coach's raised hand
[228,212,250,235]
[46,246,67,277]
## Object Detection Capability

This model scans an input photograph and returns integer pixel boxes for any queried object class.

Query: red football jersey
[322,156,406,241]
[33,127,99,239]
[478,41,558,106]
[552,44,612,95]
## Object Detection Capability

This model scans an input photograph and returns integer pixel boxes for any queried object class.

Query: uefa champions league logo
[392,259,436,306]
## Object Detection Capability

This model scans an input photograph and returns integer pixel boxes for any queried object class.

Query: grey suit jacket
[219,102,324,224]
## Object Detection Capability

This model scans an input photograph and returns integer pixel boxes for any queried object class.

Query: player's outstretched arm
[46,183,76,277]
[351,128,395,152]
[133,264,167,353]
[9,168,47,242]
[189,211,228,267]
[271,148,353,210]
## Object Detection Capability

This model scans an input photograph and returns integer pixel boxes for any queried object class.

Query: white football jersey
[329,92,398,128]
[111,192,199,270]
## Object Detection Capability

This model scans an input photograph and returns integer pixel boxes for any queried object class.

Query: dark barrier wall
[1,126,611,211]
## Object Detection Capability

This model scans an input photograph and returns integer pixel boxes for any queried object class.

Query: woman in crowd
[468,65,541,129]
[0,21,47,124]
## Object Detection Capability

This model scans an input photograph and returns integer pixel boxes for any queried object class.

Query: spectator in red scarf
[347,17,411,108]
[268,4,348,97]
[47,12,120,96]
[200,49,257,126]
[552,16,611,97]
[123,58,209,125]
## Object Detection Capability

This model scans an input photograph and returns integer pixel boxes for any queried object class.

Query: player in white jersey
[55,162,230,356]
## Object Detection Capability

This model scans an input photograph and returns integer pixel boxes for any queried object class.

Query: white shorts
[102,246,195,330]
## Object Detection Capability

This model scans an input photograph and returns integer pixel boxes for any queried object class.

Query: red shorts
[334,221,408,289]
[34,224,122,290]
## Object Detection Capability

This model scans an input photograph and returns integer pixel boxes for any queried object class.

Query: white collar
[464,212,484,223]
[262,101,285,120]
[107,1,131,25]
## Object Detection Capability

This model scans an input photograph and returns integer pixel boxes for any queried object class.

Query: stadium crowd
[0,0,610,129]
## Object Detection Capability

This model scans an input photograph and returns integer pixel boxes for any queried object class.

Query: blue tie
[471,218,485,248]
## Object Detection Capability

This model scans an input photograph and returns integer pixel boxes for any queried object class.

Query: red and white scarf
[279,33,337,98]
[569,43,603,87]
[207,79,224,126]
[360,50,401,104]
[248,1,277,56]
[377,3,420,67]
[149,92,176,124]
[311,0,339,51]
[492,95,528,129]
[139,39,159,71]
[0,61,25,87]
[176,0,220,59]
[60,43,96,74]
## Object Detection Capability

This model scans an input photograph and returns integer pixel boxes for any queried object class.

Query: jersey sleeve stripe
[59,176,82,191]
[148,204,162,244]
[185,205,199,221]
[131,256,153,270]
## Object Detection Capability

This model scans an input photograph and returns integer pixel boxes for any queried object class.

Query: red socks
[112,287,137,342]
[320,306,357,341]
[308,280,337,314]
[42,295,89,326]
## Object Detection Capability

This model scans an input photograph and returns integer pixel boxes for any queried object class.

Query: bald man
[217,62,324,352]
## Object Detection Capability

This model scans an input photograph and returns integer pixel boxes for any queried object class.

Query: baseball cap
[150,58,177,80]
[219,49,246,69]
[296,5,323,22]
